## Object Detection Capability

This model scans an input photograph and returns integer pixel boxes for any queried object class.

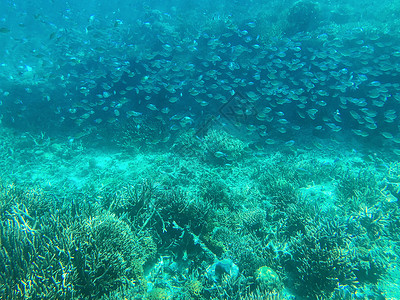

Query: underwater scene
[1,0,400,299]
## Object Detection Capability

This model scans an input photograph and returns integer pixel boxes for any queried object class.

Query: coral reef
[0,180,156,299]
[1,131,399,299]
[286,0,321,34]
[171,129,202,157]
[116,117,170,151]
[202,129,247,165]
[254,266,282,292]
[69,211,156,297]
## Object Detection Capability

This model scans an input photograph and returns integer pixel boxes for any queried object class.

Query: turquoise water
[1,1,400,299]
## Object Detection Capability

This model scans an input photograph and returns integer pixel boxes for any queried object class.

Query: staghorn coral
[286,0,321,34]
[1,144,398,300]
[69,211,156,298]
[184,277,204,299]
[254,266,282,292]
[0,183,75,299]
[336,167,382,210]
[242,288,286,300]
[202,129,247,165]
[283,224,357,299]
[116,117,169,152]
[0,181,157,299]
[171,128,202,157]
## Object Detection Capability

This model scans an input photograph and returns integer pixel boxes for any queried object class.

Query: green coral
[203,129,247,164]
[69,211,156,297]
[254,266,282,291]
[284,222,357,299]
[286,0,321,34]
[0,183,75,299]
[0,181,157,299]
[172,128,202,157]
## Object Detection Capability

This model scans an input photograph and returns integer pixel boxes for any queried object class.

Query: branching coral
[0,181,157,299]
[0,184,75,299]
[284,224,357,299]
[69,211,156,297]
[202,129,247,165]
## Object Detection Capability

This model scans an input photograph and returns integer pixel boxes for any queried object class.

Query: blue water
[1,1,400,299]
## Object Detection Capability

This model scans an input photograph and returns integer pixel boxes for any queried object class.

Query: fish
[1,4,400,154]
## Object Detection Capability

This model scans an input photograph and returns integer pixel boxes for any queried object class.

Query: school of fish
[0,3,399,154]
